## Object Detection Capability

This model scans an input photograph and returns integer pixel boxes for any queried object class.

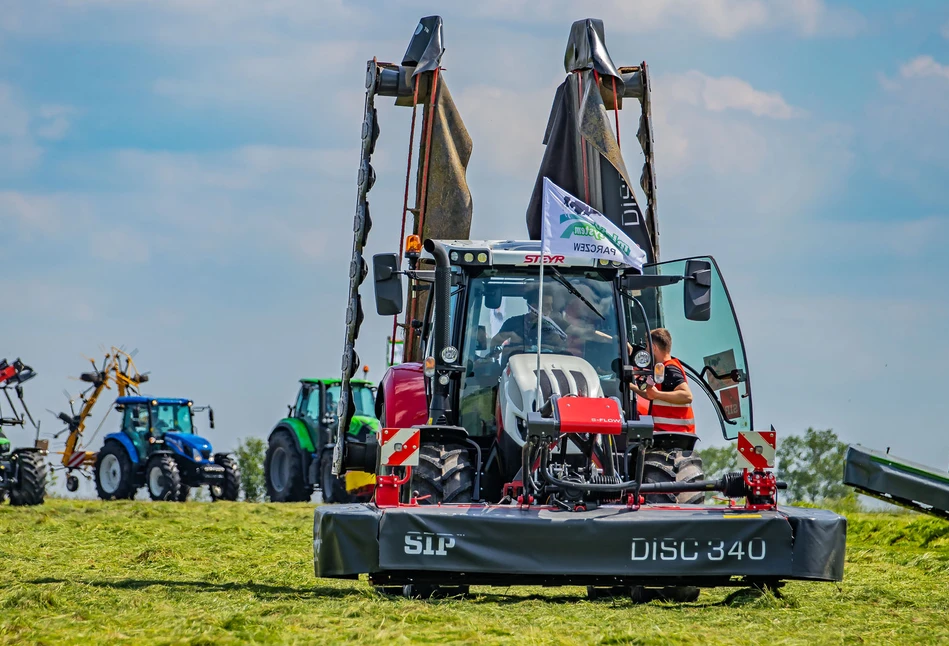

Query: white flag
[541,177,646,271]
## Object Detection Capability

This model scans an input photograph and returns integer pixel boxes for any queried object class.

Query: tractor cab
[370,239,753,498]
[114,396,210,461]
[290,379,377,446]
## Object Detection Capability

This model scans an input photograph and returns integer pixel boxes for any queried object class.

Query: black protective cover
[844,444,949,519]
[314,503,846,585]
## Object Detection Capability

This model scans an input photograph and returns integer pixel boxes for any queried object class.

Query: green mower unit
[0,358,48,506]
[265,378,379,503]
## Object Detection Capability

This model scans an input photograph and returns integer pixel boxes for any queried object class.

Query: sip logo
[404,531,460,556]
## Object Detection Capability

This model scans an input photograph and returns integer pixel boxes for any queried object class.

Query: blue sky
[2,1,949,493]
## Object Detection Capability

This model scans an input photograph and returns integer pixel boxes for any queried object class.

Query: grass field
[2,500,948,645]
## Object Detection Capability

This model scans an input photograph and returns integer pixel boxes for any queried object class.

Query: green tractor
[264,378,379,503]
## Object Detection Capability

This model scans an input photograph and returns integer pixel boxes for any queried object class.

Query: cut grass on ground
[2,500,948,645]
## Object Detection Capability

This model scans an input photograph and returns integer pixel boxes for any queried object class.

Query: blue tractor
[93,396,240,502]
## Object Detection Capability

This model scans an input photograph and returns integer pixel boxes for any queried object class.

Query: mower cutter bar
[314,503,846,585]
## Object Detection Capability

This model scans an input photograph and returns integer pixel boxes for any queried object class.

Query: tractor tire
[265,431,310,502]
[95,441,137,501]
[642,448,705,505]
[320,451,352,504]
[146,454,182,501]
[9,451,47,506]
[413,443,474,504]
[211,454,241,501]
[176,485,190,502]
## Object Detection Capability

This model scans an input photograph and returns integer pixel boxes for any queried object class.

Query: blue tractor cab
[93,396,240,502]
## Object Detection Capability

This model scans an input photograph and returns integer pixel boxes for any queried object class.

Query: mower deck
[844,444,949,519]
[314,503,846,587]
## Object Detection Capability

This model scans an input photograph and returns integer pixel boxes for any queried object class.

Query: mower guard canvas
[844,444,949,519]
[314,503,846,587]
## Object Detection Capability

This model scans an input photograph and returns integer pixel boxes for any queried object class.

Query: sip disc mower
[264,378,379,503]
[316,17,846,600]
[0,358,47,506]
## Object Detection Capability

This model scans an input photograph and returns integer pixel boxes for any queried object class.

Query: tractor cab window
[324,384,374,418]
[459,268,622,437]
[150,403,194,436]
[642,257,753,439]
[122,403,150,459]
[301,386,322,421]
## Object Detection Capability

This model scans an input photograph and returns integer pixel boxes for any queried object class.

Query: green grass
[2,500,948,645]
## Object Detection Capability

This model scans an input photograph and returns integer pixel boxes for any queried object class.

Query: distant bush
[235,438,266,502]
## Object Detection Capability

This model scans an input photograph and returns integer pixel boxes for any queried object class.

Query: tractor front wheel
[642,447,705,505]
[95,442,136,500]
[9,451,47,506]
[320,451,352,504]
[211,454,241,501]
[412,443,474,504]
[264,431,309,502]
[146,455,182,501]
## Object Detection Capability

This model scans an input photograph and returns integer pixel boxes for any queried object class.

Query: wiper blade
[549,267,604,320]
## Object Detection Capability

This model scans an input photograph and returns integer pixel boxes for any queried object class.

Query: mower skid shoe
[314,504,847,587]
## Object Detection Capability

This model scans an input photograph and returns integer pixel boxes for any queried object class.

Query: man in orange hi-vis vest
[634,328,696,433]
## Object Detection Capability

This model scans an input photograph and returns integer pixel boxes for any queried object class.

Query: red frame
[378,362,428,428]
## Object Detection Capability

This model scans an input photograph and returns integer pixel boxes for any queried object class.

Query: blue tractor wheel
[210,454,240,501]
[95,441,136,500]
[146,454,182,501]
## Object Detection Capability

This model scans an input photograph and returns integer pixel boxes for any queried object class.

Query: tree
[776,427,849,503]
[698,444,739,480]
[235,437,266,502]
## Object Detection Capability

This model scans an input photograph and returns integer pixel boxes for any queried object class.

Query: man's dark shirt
[660,363,686,391]
[499,314,565,344]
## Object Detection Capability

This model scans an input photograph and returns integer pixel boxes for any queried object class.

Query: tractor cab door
[297,384,326,445]
[122,403,150,460]
[640,256,753,440]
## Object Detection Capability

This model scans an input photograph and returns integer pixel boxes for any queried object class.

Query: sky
[2,0,949,497]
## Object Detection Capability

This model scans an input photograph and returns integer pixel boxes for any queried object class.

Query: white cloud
[900,55,949,81]
[35,105,75,140]
[661,71,805,119]
[452,0,864,39]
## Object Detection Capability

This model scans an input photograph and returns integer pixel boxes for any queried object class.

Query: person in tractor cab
[634,328,695,433]
[489,284,568,356]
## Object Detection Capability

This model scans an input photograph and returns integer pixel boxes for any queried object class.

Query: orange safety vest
[650,357,695,434]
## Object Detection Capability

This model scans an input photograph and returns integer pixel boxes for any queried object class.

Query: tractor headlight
[633,349,651,369]
[192,448,203,462]
[440,345,459,364]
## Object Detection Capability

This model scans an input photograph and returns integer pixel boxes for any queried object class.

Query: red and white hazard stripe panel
[66,451,87,469]
[737,430,776,470]
[379,427,421,467]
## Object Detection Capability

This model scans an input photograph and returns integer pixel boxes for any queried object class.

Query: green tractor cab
[264,378,379,503]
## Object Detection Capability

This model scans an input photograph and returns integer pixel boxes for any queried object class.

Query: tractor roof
[430,240,638,271]
[299,378,374,386]
[115,396,192,405]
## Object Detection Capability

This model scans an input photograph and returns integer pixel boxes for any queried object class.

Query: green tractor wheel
[320,451,353,504]
[264,431,309,502]
[9,450,47,506]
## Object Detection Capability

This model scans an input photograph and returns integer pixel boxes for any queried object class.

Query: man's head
[524,285,554,317]
[650,328,673,362]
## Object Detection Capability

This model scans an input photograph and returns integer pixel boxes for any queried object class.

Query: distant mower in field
[54,347,239,501]
[0,357,48,506]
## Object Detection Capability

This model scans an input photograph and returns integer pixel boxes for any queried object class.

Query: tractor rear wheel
[642,447,705,505]
[146,455,182,501]
[9,451,47,506]
[95,441,136,500]
[265,431,309,502]
[320,451,352,504]
[412,443,474,504]
[211,454,241,501]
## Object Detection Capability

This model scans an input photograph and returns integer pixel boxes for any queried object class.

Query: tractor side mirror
[373,253,404,316]
[684,259,712,321]
[208,407,215,429]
